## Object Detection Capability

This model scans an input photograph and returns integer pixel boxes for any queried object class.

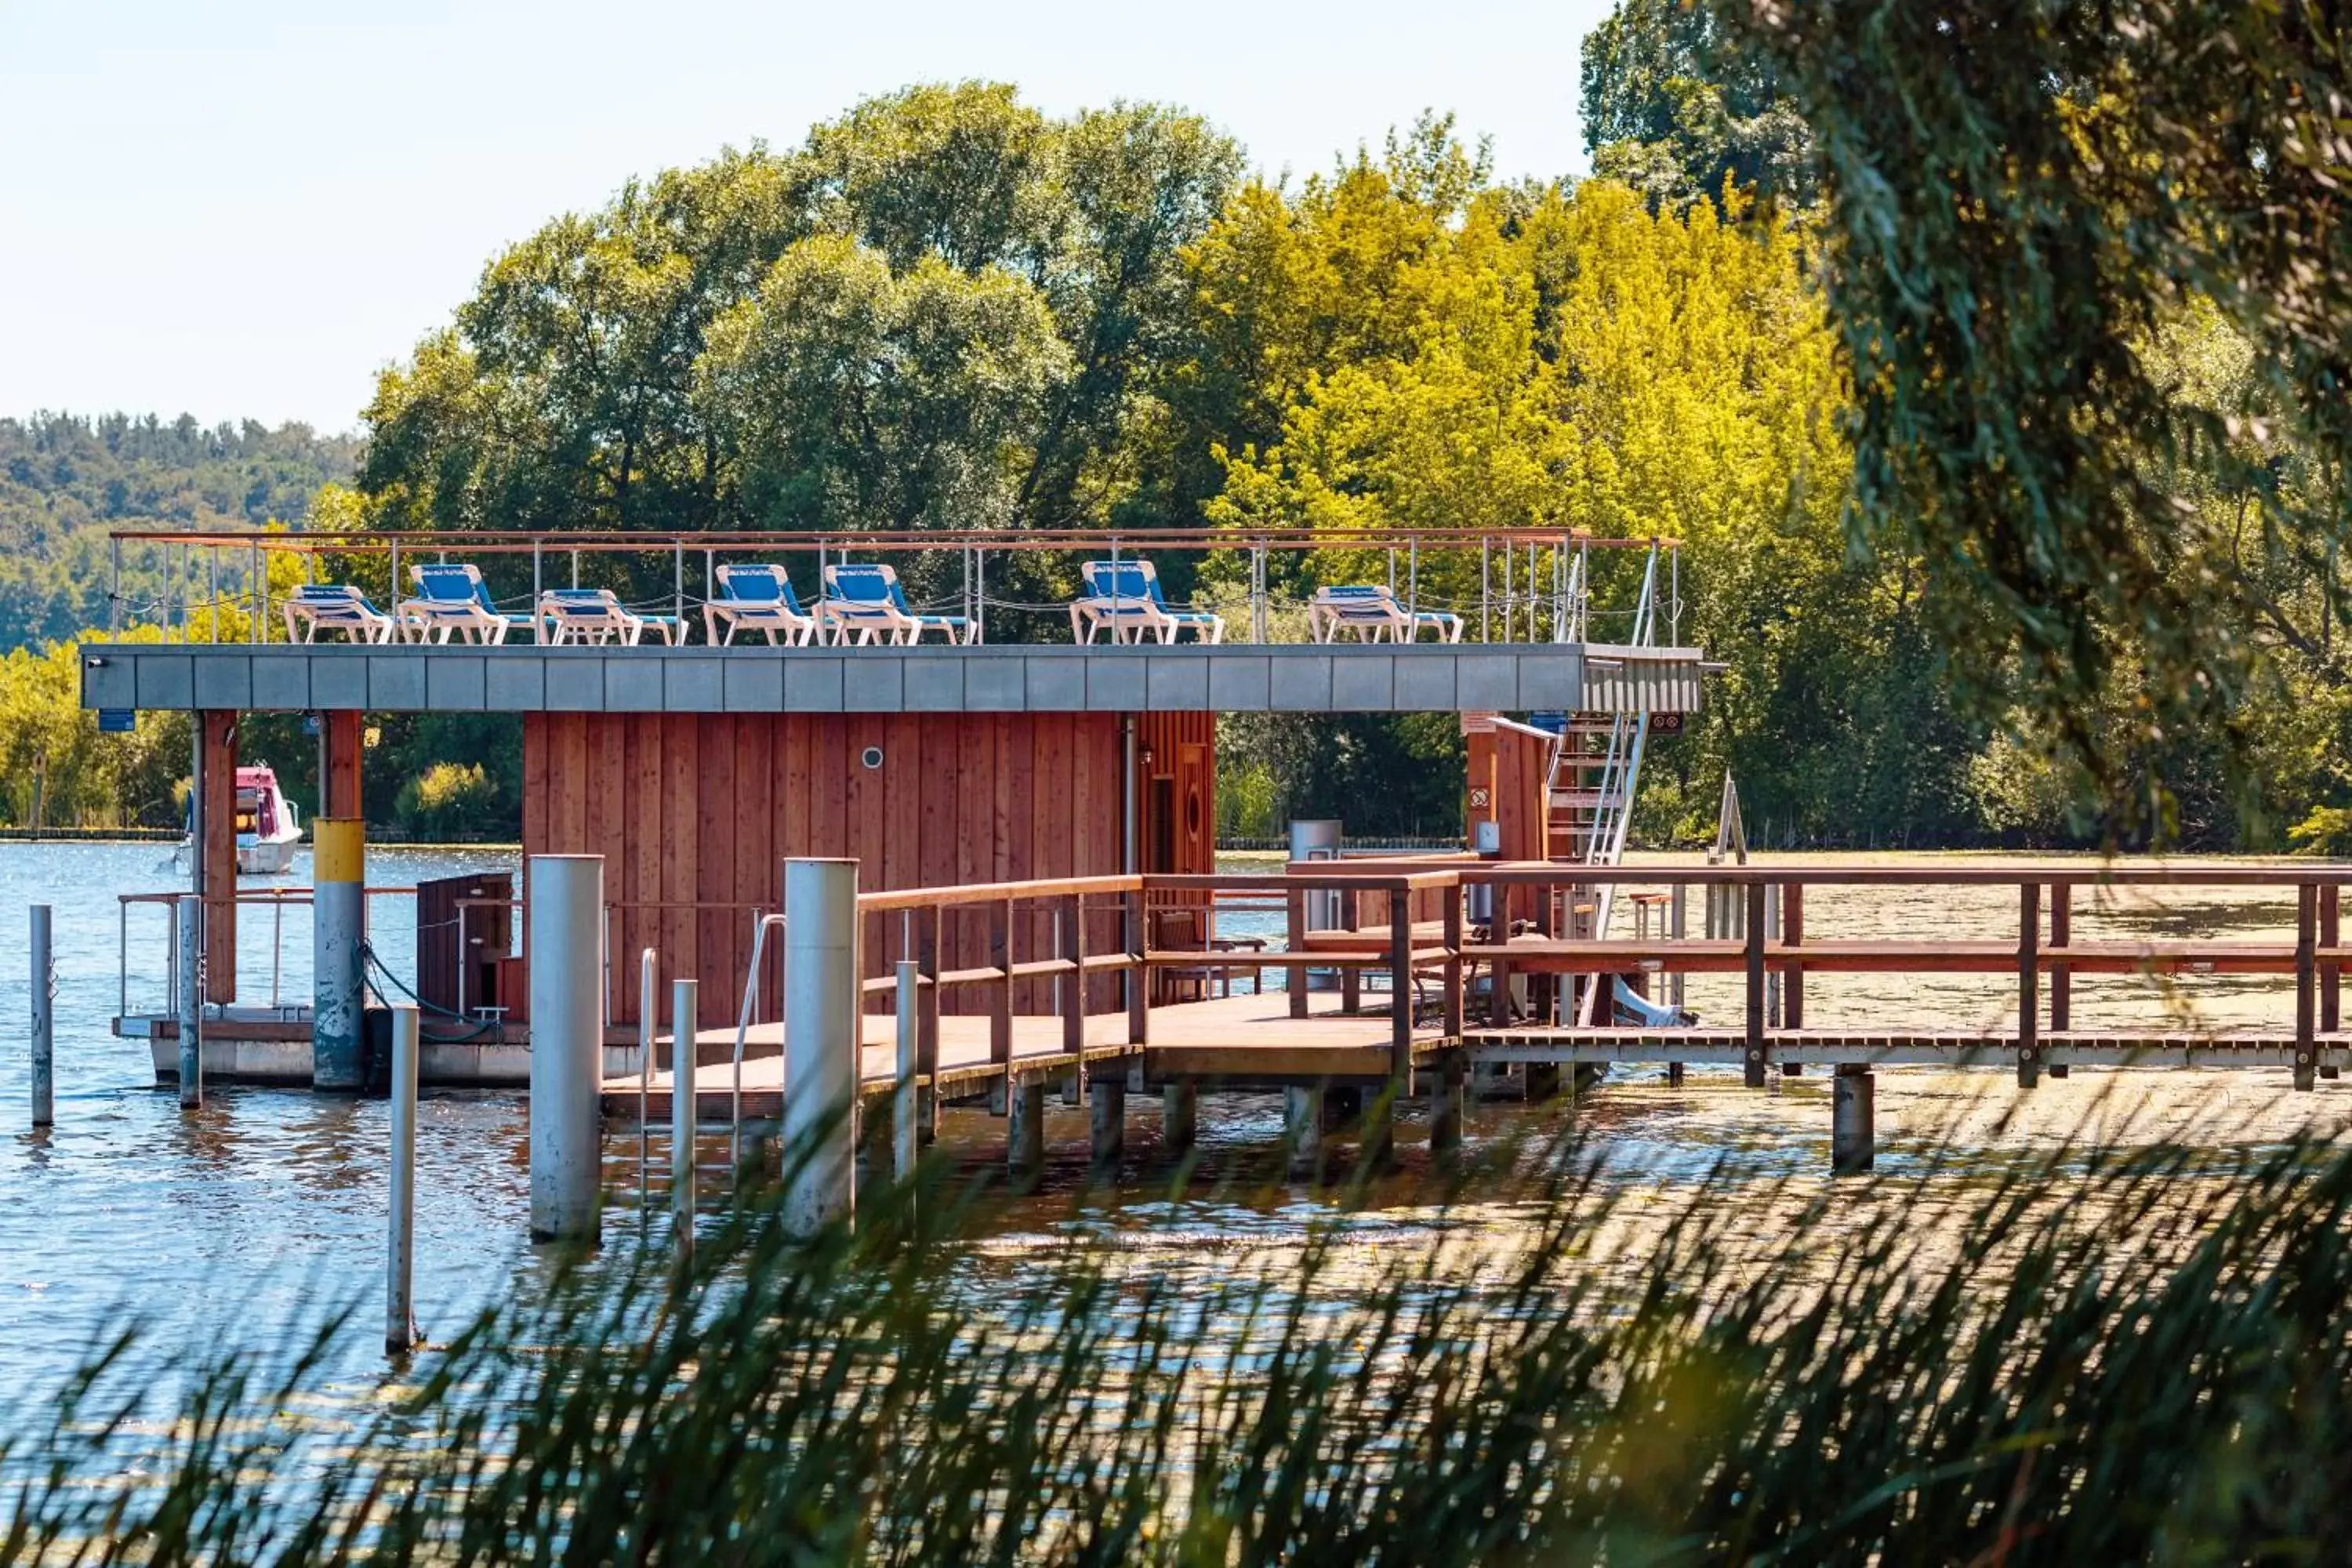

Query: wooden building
[519,710,1215,1026]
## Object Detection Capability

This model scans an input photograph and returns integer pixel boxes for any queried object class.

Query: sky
[0,0,1613,435]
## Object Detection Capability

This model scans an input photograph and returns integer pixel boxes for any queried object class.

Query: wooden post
[2322,884,2340,1080]
[990,898,1014,1069]
[2048,882,2072,1078]
[917,906,941,1143]
[1389,887,1414,1086]
[2017,881,2040,1087]
[1126,884,1149,1046]
[1340,887,1363,1014]
[1743,881,1766,1087]
[2296,881,2317,1091]
[1442,884,1465,1039]
[1287,886,1308,1020]
[199,711,237,1004]
[1781,880,1804,1029]
[1062,893,1085,1059]
[320,709,365,819]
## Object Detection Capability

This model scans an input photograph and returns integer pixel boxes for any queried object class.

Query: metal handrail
[733,912,789,1171]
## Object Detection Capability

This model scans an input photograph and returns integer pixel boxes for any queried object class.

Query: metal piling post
[387,1004,419,1352]
[176,894,201,1109]
[30,905,52,1127]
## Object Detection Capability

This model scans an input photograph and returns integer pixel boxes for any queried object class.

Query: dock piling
[528,854,604,1245]
[671,976,698,1249]
[386,1004,419,1353]
[311,818,365,1092]
[1430,1053,1465,1154]
[782,858,858,1236]
[1284,1085,1322,1179]
[1161,1081,1196,1153]
[1008,1078,1047,1177]
[1090,1069,1126,1170]
[1831,1065,1875,1174]
[29,904,52,1127]
[176,894,201,1109]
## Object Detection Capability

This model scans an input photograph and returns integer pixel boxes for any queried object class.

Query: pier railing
[121,858,2352,1091]
[96,525,1682,648]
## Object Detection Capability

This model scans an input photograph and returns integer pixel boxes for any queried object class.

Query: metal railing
[99,526,1686,649]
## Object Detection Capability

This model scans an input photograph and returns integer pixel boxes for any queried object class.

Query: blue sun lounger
[704,564,821,646]
[820,563,973,644]
[397,563,535,644]
[1069,559,1223,644]
[535,587,682,645]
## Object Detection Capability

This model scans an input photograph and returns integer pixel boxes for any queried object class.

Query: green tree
[1581,0,1813,211]
[1719,0,2352,829]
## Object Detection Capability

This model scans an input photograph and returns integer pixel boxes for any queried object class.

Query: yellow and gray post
[312,818,366,1091]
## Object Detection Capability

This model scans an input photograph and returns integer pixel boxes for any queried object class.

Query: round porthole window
[1185,787,1203,837]
[862,746,884,770]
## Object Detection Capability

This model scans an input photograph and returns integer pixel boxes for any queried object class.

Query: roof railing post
[673,539,684,636]
[1480,538,1490,642]
[532,541,543,643]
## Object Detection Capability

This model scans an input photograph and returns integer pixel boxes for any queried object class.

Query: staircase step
[1549,790,1612,810]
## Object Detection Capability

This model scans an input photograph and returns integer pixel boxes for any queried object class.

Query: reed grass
[6,1098,2350,1564]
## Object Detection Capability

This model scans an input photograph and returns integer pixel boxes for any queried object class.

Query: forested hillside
[0,412,358,648]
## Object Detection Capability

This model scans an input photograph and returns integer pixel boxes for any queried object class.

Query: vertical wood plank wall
[522,711,1216,1026]
[1491,724,1552,929]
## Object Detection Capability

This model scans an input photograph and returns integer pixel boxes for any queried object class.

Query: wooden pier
[568,858,2352,1176]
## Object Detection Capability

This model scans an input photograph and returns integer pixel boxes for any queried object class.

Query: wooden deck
[603,988,1450,1120]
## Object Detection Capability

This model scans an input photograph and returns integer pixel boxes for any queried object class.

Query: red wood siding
[522,710,1214,1025]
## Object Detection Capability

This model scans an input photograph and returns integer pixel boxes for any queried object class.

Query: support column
[1429,1052,1465,1155]
[1161,1081,1197,1153]
[311,818,365,1091]
[198,711,236,1004]
[782,858,859,1235]
[528,854,604,1245]
[1831,1065,1875,1174]
[1008,1078,1047,1178]
[1284,1084,1323,1178]
[1090,1069,1126,1169]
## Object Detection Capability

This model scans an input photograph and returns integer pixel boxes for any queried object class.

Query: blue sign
[1528,710,1567,735]
[97,709,136,734]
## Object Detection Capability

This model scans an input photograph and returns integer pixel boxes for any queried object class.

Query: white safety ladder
[1540,544,1661,1025]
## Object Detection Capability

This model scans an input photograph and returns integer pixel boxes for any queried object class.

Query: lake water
[0,843,2343,1399]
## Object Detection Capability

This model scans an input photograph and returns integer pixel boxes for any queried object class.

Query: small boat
[180,764,304,876]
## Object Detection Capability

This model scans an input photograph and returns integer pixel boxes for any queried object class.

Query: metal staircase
[1542,545,1662,1024]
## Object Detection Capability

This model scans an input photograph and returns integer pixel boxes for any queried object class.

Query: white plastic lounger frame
[537,587,681,646]
[1308,584,1463,644]
[283,584,395,644]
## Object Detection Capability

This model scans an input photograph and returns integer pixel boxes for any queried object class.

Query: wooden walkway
[603,988,1450,1120]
